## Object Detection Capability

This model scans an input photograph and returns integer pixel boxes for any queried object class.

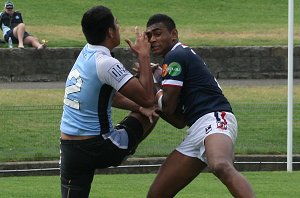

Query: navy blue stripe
[98,84,113,134]
[214,112,220,121]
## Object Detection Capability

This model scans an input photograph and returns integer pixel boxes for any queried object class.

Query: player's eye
[153,30,162,37]
[153,33,161,38]
[146,32,152,40]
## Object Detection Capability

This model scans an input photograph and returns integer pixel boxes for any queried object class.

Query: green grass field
[1,0,300,162]
[2,0,300,47]
[0,84,299,161]
[1,171,300,197]
[1,1,300,197]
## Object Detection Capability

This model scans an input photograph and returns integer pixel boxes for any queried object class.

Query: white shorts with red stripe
[176,111,237,164]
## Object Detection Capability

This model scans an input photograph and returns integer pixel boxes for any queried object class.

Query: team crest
[217,121,227,130]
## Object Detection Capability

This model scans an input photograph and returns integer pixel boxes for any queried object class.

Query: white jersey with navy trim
[60,44,133,136]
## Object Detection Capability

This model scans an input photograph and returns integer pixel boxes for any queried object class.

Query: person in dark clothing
[146,13,255,198]
[0,1,45,49]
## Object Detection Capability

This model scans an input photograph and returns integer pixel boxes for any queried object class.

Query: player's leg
[117,111,159,149]
[130,111,158,139]
[60,138,99,198]
[204,113,255,198]
[23,34,45,49]
[12,23,25,48]
[147,150,207,198]
[60,171,94,198]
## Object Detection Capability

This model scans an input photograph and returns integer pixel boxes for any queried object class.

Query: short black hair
[146,14,176,31]
[81,5,115,45]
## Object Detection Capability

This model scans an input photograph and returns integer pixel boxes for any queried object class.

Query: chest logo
[168,62,182,76]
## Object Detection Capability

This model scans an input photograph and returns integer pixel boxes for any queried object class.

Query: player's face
[146,23,177,57]
[113,18,121,46]
[5,7,13,14]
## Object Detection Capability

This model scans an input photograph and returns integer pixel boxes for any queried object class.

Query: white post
[287,0,294,172]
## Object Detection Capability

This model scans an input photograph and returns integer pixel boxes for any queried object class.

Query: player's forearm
[159,110,186,129]
[112,92,140,112]
[137,54,154,102]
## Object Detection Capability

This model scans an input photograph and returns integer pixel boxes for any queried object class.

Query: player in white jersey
[59,6,158,198]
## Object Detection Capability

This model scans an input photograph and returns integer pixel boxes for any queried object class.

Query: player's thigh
[23,35,36,44]
[148,150,206,197]
[128,111,158,136]
[205,133,234,165]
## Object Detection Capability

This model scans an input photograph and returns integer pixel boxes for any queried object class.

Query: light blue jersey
[60,44,133,136]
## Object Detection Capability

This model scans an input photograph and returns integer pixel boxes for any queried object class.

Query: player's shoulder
[96,52,121,67]
[0,11,5,18]
[0,12,5,22]
[166,43,193,60]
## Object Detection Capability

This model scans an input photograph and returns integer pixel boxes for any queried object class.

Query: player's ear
[108,27,114,39]
[171,28,178,42]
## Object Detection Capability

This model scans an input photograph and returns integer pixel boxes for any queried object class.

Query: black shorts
[4,29,30,43]
[60,115,143,173]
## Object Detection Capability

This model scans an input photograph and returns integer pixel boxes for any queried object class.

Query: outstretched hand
[125,26,150,57]
[139,106,160,123]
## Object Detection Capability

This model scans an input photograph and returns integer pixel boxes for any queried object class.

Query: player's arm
[119,31,154,107]
[158,105,185,129]
[112,92,140,112]
[112,92,159,123]
[156,86,186,129]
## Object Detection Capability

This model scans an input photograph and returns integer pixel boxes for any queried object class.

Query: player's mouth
[151,45,160,52]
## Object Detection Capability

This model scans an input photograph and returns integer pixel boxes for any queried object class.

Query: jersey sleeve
[161,50,184,87]
[95,54,133,91]
[0,12,4,30]
[19,13,23,23]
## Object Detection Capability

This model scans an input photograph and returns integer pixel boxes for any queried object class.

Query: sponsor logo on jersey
[168,62,182,76]
[205,125,212,134]
[108,63,129,82]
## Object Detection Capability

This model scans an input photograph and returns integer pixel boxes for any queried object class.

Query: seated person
[0,1,46,49]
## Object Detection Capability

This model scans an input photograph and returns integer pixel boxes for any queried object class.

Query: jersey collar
[171,42,181,51]
[87,44,112,56]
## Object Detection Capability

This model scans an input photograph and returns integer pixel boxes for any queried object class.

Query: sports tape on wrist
[157,94,163,110]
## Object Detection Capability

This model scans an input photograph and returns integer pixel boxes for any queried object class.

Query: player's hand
[133,62,159,72]
[125,26,150,57]
[139,106,160,123]
[152,64,162,84]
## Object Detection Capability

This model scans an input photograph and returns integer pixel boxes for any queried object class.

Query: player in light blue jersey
[146,14,255,198]
[59,6,158,198]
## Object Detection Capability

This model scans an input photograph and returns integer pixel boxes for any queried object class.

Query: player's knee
[17,23,25,29]
[61,176,92,198]
[147,185,176,198]
[209,159,234,177]
[147,190,173,198]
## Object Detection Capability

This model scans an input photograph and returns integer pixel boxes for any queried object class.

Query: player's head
[146,14,178,56]
[81,5,120,47]
[4,1,14,13]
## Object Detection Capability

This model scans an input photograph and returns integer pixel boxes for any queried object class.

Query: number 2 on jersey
[63,69,83,109]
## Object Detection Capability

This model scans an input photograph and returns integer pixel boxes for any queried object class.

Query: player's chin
[151,47,162,56]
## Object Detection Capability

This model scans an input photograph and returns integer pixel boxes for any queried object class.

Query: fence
[0,103,299,162]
